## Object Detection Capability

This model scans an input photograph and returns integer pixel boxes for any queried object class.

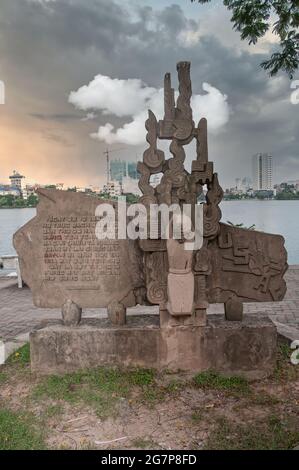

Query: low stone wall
[30,314,277,380]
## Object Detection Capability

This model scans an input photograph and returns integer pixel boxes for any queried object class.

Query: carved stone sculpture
[14,61,287,377]
[138,61,287,324]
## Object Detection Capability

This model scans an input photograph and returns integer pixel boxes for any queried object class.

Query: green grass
[0,371,8,384]
[131,437,156,449]
[140,386,160,403]
[273,342,298,382]
[163,379,183,393]
[128,368,155,386]
[0,408,46,450]
[248,392,280,406]
[6,343,30,367]
[138,378,184,406]
[279,342,291,360]
[205,414,299,450]
[191,410,202,423]
[193,371,250,395]
[33,367,156,418]
[44,404,64,418]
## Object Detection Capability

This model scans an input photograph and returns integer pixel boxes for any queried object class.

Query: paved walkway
[0,266,299,342]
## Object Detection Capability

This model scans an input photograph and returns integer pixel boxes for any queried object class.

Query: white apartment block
[103,180,122,197]
[252,153,273,191]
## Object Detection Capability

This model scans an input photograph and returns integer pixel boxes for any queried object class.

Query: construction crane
[103,147,127,184]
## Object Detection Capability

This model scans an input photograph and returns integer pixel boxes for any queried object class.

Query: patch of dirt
[43,377,299,450]
[0,356,298,450]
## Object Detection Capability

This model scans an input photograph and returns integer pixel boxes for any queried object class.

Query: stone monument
[14,191,145,323]
[14,62,288,378]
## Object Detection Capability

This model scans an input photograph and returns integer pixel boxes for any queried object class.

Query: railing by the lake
[0,255,22,288]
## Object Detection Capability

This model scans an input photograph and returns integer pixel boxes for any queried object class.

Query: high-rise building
[110,160,127,183]
[127,162,138,180]
[242,177,252,190]
[252,153,273,191]
[110,159,139,183]
[234,177,252,193]
[235,178,242,191]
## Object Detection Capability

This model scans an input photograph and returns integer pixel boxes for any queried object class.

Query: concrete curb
[272,320,299,343]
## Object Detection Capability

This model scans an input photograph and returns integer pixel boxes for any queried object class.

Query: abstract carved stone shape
[107,300,126,326]
[138,61,288,325]
[62,299,82,327]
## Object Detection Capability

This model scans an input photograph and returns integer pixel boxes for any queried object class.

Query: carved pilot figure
[166,212,195,317]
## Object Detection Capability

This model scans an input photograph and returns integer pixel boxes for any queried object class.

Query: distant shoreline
[0,206,37,209]
[1,198,299,209]
[222,198,299,202]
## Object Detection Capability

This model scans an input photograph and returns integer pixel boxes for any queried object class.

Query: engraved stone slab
[13,189,144,309]
[206,223,288,303]
[144,222,288,308]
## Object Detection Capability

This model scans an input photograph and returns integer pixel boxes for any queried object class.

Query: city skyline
[0,0,298,188]
[1,160,298,195]
[0,144,297,190]
[1,149,296,190]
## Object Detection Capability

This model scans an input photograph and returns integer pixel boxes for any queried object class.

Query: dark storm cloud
[30,113,80,121]
[0,0,297,187]
[0,0,129,55]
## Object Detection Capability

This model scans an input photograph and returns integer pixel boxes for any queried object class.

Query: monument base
[30,314,277,380]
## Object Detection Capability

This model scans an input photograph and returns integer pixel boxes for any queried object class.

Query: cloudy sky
[0,0,298,189]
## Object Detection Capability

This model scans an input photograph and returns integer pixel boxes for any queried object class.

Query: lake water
[220,200,299,264]
[0,208,36,258]
[0,200,298,264]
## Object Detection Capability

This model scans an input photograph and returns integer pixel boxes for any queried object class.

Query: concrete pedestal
[30,314,277,379]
